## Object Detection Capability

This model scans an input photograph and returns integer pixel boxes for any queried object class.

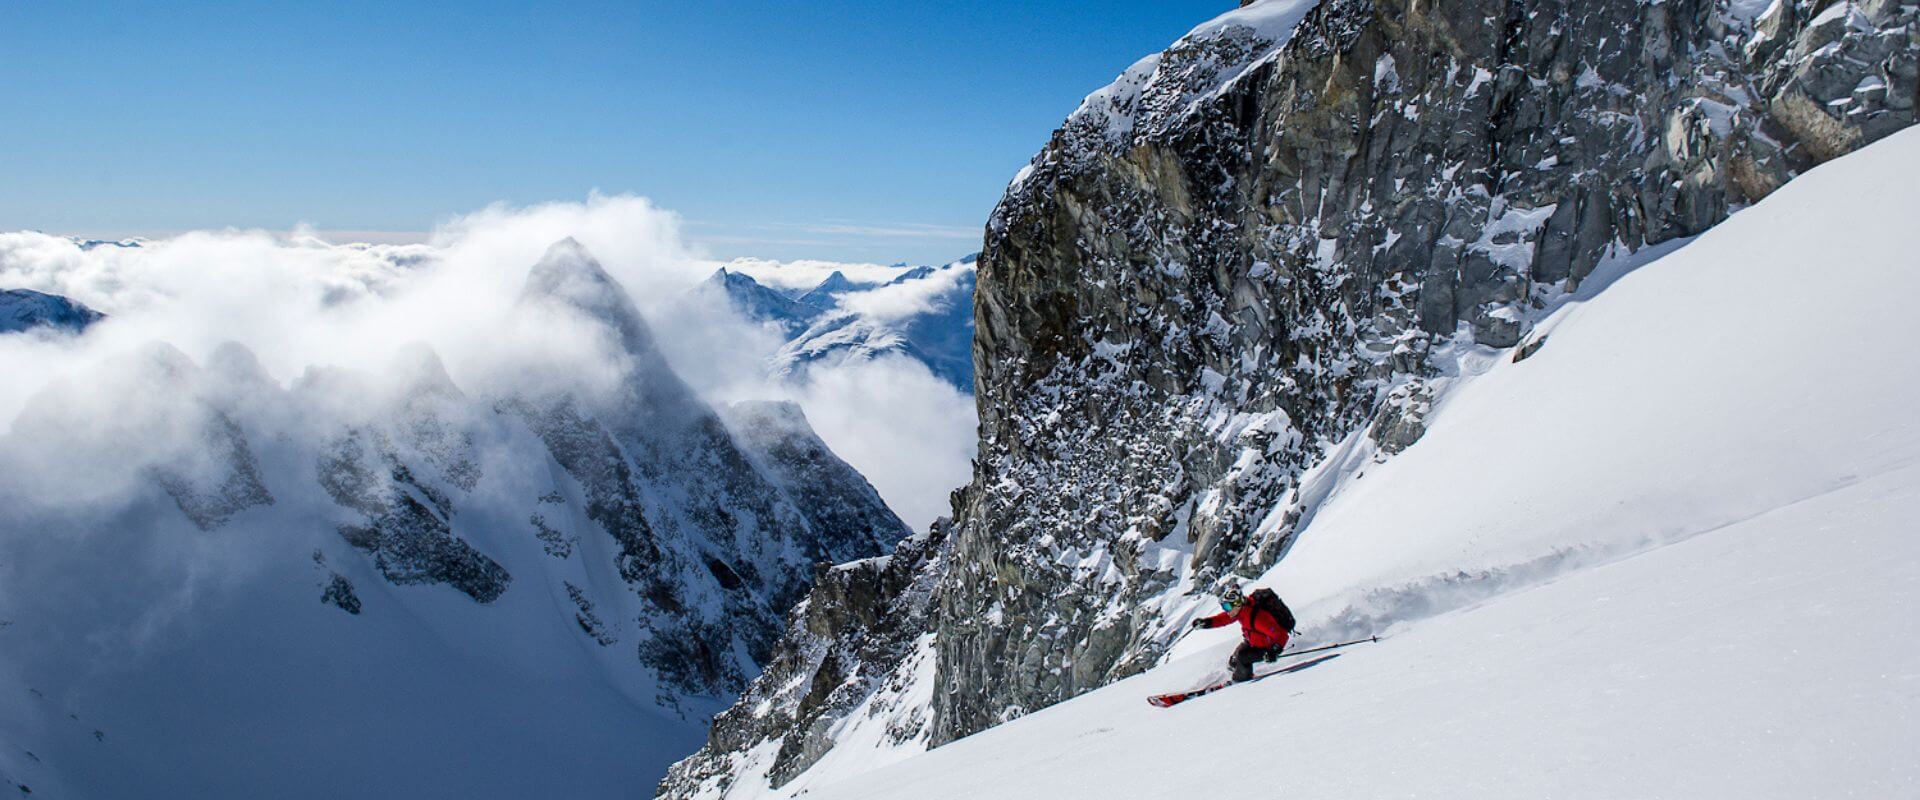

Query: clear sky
[1,1,1231,264]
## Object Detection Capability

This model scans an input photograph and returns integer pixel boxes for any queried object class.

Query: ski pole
[1272,635,1380,660]
[1168,613,1219,648]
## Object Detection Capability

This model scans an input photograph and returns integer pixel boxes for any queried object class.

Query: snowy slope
[719,114,1920,800]
[807,470,1919,799]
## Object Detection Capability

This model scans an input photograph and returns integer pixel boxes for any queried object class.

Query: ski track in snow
[807,465,1920,799]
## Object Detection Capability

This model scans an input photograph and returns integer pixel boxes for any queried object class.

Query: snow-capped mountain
[699,257,978,393]
[793,271,867,310]
[662,0,1918,797]
[0,288,104,334]
[0,239,908,797]
[699,268,825,338]
[773,258,976,392]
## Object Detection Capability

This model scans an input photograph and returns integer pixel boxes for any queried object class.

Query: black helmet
[1219,583,1246,610]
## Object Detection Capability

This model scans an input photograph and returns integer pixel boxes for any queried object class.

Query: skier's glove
[1188,618,1208,630]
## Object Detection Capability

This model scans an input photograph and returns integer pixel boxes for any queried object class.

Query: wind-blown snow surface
[723,120,1920,800]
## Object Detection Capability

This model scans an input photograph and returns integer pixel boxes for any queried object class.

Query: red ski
[1146,635,1378,708]
[1147,679,1234,708]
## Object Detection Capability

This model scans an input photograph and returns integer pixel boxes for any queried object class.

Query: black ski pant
[1230,642,1283,682]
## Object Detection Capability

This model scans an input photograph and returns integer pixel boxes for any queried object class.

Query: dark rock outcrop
[320,428,510,603]
[322,572,363,615]
[8,342,276,532]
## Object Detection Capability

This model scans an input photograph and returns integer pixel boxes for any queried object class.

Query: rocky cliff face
[722,400,913,563]
[663,0,1915,795]
[505,240,911,698]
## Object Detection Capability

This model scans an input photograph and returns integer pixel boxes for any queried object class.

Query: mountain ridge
[0,238,911,796]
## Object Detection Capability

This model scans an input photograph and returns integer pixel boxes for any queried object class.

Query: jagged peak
[386,341,462,401]
[127,340,200,384]
[811,270,855,291]
[523,237,615,298]
[708,267,777,293]
[796,271,863,310]
[203,341,279,398]
[887,266,939,285]
[519,237,657,355]
[206,341,267,377]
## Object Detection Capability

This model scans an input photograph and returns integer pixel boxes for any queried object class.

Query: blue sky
[0,1,1229,264]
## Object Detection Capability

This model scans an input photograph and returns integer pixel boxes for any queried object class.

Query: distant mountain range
[697,255,977,393]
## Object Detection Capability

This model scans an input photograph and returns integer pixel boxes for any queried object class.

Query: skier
[1189,583,1295,682]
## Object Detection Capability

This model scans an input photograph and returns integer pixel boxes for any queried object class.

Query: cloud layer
[0,194,976,531]
[838,259,975,323]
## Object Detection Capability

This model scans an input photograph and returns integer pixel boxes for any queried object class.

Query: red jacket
[1199,602,1290,650]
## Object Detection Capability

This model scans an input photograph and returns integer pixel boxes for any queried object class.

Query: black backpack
[1247,588,1296,633]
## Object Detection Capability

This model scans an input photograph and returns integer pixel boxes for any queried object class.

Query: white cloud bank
[0,194,976,532]
[837,259,974,323]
